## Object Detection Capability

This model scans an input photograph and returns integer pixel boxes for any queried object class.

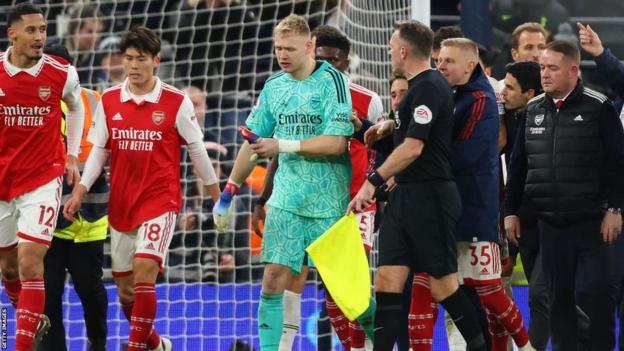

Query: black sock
[460,285,491,350]
[439,289,487,351]
[373,292,403,351]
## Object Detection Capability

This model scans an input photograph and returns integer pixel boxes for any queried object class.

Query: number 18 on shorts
[110,212,176,276]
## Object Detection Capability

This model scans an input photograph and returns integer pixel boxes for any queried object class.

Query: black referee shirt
[393,69,455,183]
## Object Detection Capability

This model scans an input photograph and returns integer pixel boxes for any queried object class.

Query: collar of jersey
[3,46,45,77]
[120,77,163,104]
[284,60,330,82]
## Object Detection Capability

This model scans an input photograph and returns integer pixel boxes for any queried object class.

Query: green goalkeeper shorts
[261,206,340,274]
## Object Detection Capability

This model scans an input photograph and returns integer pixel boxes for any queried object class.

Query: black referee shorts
[378,180,461,278]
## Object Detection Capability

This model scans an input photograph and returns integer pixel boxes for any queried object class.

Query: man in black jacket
[504,40,624,351]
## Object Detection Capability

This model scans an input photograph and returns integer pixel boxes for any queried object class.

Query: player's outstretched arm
[65,155,81,187]
[348,137,423,213]
[249,135,347,158]
[63,66,86,186]
[213,141,259,232]
[298,135,347,156]
[64,184,87,221]
[375,137,424,179]
[64,146,110,221]
[187,140,220,203]
[364,120,395,147]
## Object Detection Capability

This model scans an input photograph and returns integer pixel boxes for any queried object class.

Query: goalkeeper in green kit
[212,13,374,350]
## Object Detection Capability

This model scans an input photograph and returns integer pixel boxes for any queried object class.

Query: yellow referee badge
[305,212,371,321]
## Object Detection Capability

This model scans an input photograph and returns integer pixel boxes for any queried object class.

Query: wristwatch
[607,207,622,215]
[367,171,385,188]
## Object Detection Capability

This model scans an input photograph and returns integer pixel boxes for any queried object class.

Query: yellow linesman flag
[305,212,371,321]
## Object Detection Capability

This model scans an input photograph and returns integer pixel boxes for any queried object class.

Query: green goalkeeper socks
[356,297,377,342]
[258,291,284,351]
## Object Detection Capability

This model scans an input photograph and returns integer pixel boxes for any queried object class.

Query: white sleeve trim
[187,141,219,185]
[63,66,84,156]
[87,101,109,148]
[79,146,109,191]
[175,95,204,144]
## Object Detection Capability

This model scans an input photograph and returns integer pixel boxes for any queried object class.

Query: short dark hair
[389,71,407,87]
[311,25,350,54]
[505,60,542,94]
[7,2,43,27]
[544,39,580,64]
[394,20,434,59]
[119,26,161,57]
[67,4,104,36]
[433,26,463,50]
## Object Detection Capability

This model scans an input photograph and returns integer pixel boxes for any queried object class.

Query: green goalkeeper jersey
[246,61,353,218]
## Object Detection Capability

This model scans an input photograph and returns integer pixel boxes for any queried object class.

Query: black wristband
[367,170,385,188]
[256,197,268,206]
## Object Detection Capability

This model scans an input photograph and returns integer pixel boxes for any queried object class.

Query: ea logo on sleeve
[413,105,432,124]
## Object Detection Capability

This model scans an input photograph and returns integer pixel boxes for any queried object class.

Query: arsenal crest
[39,86,51,101]
[152,111,165,125]
[535,114,544,126]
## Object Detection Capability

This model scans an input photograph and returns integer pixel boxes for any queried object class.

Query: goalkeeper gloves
[213,180,240,232]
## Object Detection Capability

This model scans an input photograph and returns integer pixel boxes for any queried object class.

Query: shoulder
[263,70,287,88]
[319,64,347,86]
[161,81,186,100]
[414,72,452,104]
[527,93,547,108]
[349,82,379,100]
[581,87,608,104]
[319,65,349,101]
[42,54,70,73]
[419,71,449,92]
[101,84,123,101]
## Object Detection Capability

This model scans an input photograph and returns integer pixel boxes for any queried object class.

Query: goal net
[0,0,412,350]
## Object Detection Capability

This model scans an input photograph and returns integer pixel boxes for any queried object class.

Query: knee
[1,264,18,281]
[0,251,18,280]
[18,253,44,280]
[261,265,290,293]
[374,270,402,293]
[132,258,159,284]
[429,274,459,302]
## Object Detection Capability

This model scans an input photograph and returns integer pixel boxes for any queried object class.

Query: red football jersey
[88,78,203,231]
[349,82,383,200]
[0,50,80,201]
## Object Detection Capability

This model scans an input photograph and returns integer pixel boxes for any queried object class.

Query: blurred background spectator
[48,3,105,85]
[93,35,124,92]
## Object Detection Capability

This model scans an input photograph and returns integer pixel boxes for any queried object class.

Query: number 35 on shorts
[457,241,501,285]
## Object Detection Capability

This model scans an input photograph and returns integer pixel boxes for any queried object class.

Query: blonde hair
[441,37,479,60]
[274,14,310,37]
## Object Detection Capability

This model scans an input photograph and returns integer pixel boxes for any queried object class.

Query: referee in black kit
[349,20,487,351]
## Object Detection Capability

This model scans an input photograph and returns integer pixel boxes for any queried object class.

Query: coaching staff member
[349,20,486,351]
[504,40,624,351]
